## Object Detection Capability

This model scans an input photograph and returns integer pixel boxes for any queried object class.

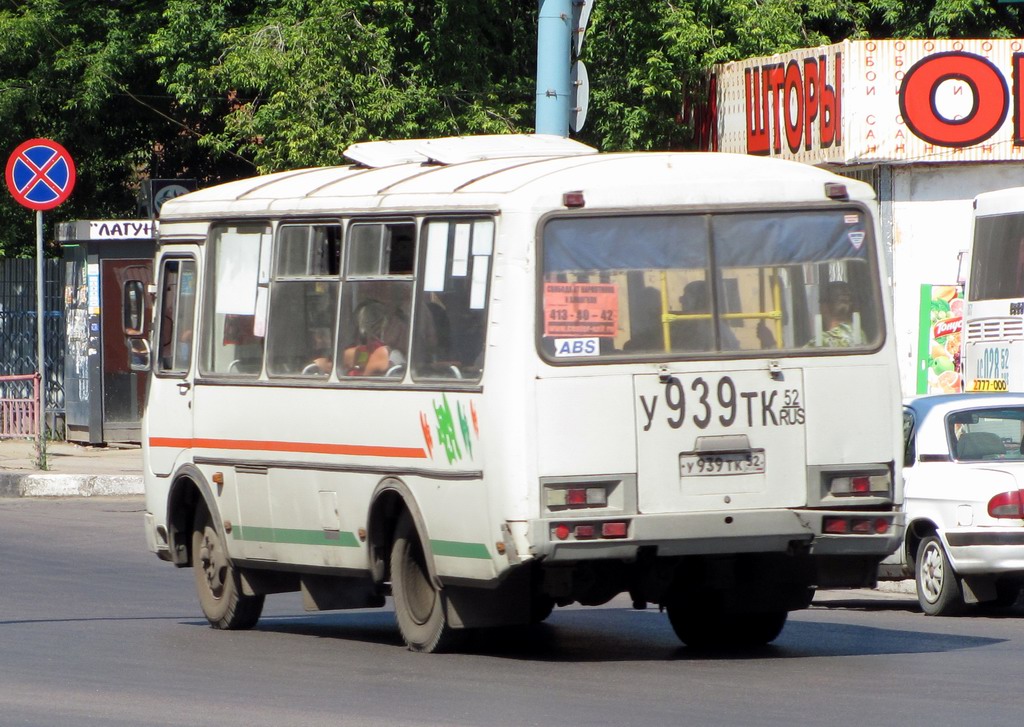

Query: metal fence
[0,373,40,438]
[0,259,64,429]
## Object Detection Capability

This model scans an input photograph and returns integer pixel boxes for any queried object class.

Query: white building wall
[887,162,1024,394]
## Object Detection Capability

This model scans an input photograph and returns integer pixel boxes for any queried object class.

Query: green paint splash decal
[420,396,479,464]
[434,394,462,464]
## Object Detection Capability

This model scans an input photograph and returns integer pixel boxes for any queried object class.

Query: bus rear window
[540,210,883,361]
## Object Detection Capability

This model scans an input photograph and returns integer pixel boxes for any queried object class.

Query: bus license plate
[679,450,766,477]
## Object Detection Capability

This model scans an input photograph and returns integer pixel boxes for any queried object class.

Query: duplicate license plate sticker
[679,449,766,477]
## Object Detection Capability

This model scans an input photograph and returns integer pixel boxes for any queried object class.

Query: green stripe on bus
[232,525,359,548]
[430,539,491,559]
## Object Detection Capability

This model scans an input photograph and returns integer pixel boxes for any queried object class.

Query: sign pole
[35,210,46,467]
[5,138,75,469]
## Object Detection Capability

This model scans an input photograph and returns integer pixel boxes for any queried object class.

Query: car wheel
[915,535,965,616]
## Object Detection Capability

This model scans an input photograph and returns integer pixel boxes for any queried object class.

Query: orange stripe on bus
[148,437,428,459]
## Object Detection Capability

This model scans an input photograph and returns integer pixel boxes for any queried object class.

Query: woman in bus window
[342,299,407,376]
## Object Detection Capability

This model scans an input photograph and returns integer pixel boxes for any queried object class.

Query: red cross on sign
[5,138,76,211]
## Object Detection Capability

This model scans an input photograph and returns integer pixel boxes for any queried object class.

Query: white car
[880,392,1024,615]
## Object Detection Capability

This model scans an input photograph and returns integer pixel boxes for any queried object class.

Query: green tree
[152,0,536,172]
[0,0,253,255]
[4,0,1024,257]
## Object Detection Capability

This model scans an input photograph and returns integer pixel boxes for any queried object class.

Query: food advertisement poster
[916,284,963,394]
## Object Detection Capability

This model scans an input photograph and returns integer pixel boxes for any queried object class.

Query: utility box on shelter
[58,220,155,444]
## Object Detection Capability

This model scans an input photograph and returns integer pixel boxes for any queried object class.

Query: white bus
[963,187,1024,393]
[130,135,904,652]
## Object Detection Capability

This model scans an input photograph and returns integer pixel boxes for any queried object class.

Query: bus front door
[146,254,198,477]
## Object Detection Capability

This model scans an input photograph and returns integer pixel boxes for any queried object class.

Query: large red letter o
[899,51,1007,147]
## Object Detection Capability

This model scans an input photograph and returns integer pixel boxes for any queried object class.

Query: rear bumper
[529,508,903,561]
[944,529,1024,575]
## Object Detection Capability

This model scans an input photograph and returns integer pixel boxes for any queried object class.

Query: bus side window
[200,223,270,376]
[339,221,415,379]
[265,224,341,377]
[411,219,491,381]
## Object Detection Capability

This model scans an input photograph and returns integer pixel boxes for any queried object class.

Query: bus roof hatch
[343,134,597,169]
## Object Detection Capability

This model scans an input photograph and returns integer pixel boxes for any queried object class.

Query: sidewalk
[0,438,143,497]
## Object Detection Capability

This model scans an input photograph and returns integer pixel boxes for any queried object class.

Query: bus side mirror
[128,338,152,372]
[123,280,147,336]
[123,280,152,371]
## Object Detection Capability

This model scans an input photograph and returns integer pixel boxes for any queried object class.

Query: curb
[0,473,144,498]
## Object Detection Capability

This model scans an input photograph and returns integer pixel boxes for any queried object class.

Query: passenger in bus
[301,328,334,375]
[807,281,865,348]
[671,280,739,351]
[623,286,664,352]
[302,350,333,375]
[342,299,407,376]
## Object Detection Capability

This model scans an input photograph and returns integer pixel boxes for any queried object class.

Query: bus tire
[192,504,264,630]
[391,512,457,653]
[915,535,965,616]
[666,599,787,649]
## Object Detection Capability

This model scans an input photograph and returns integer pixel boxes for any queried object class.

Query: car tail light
[988,490,1024,519]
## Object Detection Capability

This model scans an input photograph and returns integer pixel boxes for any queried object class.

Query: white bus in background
[963,187,1024,393]
[128,135,904,653]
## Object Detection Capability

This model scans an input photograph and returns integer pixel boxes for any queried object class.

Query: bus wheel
[666,599,787,649]
[530,594,555,624]
[192,505,264,630]
[391,513,457,653]
[915,535,965,616]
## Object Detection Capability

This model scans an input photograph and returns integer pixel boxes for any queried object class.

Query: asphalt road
[2,498,1023,727]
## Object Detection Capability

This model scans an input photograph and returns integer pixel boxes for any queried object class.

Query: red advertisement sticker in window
[544,282,618,337]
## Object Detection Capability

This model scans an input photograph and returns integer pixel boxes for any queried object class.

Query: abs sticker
[553,337,600,357]
[544,282,618,337]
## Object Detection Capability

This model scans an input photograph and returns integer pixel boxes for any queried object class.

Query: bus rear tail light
[551,520,630,541]
[823,517,849,534]
[546,486,609,509]
[828,472,891,497]
[823,516,891,535]
[988,490,1024,518]
[601,522,628,538]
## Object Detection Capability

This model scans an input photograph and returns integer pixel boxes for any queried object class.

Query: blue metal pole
[535,0,572,136]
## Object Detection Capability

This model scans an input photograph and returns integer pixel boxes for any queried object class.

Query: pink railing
[0,374,40,439]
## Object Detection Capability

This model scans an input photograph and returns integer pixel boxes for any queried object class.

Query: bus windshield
[540,208,883,360]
